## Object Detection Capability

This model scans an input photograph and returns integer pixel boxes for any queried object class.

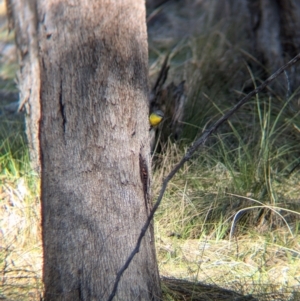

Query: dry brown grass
[152,140,300,300]
[0,176,42,300]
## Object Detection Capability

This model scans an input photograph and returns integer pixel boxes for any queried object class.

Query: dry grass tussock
[153,141,300,300]
[0,175,42,300]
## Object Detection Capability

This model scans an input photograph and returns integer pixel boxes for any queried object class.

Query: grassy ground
[153,143,300,300]
[148,1,300,300]
[1,1,300,300]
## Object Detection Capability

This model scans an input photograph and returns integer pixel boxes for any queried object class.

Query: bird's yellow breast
[149,112,163,127]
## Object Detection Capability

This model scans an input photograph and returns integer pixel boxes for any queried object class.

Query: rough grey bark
[8,0,161,300]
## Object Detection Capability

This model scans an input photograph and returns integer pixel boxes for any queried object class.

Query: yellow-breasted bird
[149,110,164,128]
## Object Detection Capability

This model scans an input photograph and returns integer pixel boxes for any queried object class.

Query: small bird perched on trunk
[149,109,164,152]
[149,109,164,128]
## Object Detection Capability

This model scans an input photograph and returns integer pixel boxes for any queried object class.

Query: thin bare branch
[107,52,300,301]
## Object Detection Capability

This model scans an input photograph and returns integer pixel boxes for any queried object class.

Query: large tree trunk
[8,0,161,300]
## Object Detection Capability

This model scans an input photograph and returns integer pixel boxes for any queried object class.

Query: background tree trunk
[6,0,41,173]
[8,0,161,300]
[227,0,300,96]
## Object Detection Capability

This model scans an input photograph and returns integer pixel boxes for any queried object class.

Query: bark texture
[9,0,161,300]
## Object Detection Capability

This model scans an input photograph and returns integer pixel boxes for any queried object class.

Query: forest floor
[149,1,300,300]
[1,1,300,301]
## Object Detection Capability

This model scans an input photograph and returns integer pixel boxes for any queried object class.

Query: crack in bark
[139,151,150,214]
[59,79,66,133]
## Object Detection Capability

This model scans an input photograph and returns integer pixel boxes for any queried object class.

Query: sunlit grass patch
[157,235,300,300]
[153,90,300,299]
[0,167,42,300]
